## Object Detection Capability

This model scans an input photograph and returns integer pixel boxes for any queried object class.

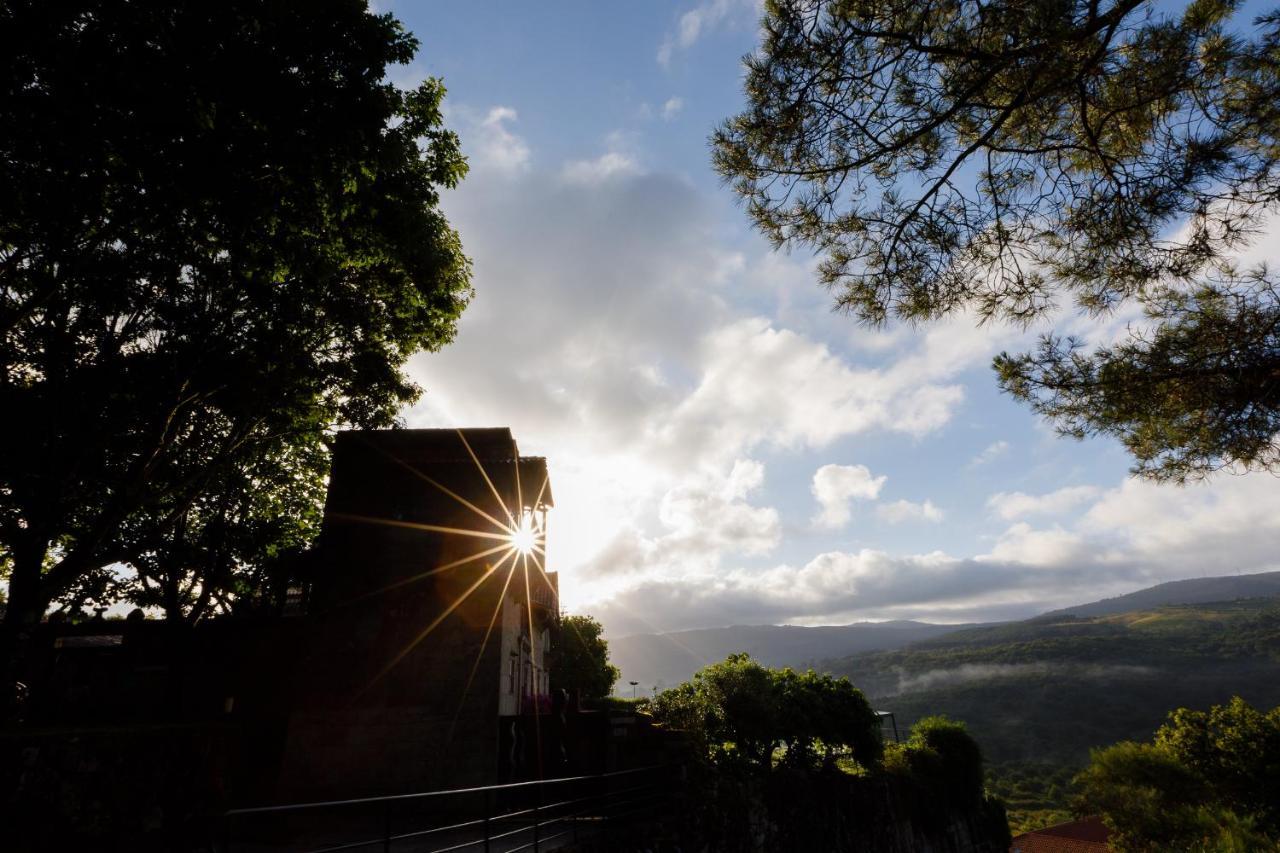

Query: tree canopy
[649,653,883,771]
[1074,697,1280,850]
[715,0,1280,481]
[550,614,621,701]
[0,0,471,630]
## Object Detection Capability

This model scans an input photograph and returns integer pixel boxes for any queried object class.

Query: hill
[609,620,972,695]
[1042,570,1280,620]
[826,597,1280,833]
[607,572,1280,697]
[829,597,1280,763]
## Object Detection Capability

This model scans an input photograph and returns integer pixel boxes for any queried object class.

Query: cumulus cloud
[657,0,760,67]
[968,440,1010,467]
[561,151,640,185]
[661,97,684,120]
[811,464,886,528]
[654,319,967,470]
[987,485,1102,520]
[876,499,943,524]
[586,468,1280,634]
[590,547,1115,635]
[580,459,780,580]
[466,106,531,175]
[409,131,990,612]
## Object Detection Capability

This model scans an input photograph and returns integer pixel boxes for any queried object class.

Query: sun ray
[360,438,512,533]
[525,547,558,607]
[455,428,519,530]
[513,447,525,528]
[446,557,519,743]
[327,512,514,543]
[359,547,519,695]
[351,542,513,601]
[528,470,550,517]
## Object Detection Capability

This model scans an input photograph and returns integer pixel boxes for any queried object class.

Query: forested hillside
[827,598,1280,831]
[1042,571,1280,620]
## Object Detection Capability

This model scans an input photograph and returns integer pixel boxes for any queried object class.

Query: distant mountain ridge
[610,620,971,694]
[1043,571,1280,619]
[608,571,1280,696]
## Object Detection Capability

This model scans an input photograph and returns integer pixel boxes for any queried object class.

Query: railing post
[483,788,491,853]
[532,781,541,853]
[383,800,392,853]
[603,770,611,826]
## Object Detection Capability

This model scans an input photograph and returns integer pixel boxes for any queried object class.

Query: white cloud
[561,151,640,185]
[657,0,760,67]
[659,461,780,557]
[584,467,1280,634]
[811,464,886,528]
[582,460,780,580]
[590,547,1117,634]
[654,318,967,470]
[986,485,1101,520]
[1080,474,1280,573]
[661,96,684,120]
[969,440,1010,467]
[410,139,993,609]
[468,106,531,175]
[876,499,944,524]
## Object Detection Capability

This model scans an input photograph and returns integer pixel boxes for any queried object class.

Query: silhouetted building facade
[278,428,559,796]
[9,428,561,813]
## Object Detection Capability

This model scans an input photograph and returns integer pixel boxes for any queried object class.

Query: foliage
[550,614,620,701]
[651,655,1013,851]
[884,716,987,807]
[650,653,882,771]
[1154,697,1280,836]
[113,435,328,621]
[985,762,1076,835]
[715,0,1280,480]
[0,0,471,628]
[1073,698,1280,851]
[774,665,884,769]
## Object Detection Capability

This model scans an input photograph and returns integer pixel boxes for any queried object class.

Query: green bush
[883,716,987,808]
[1074,698,1280,851]
[649,653,882,771]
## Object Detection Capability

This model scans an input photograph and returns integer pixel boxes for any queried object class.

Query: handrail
[221,764,677,853]
[225,763,662,816]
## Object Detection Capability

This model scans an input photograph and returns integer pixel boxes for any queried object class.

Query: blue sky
[383,0,1280,636]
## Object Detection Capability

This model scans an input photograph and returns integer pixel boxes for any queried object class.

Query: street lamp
[629,680,638,700]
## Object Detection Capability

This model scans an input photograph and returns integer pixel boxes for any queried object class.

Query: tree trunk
[3,533,49,628]
[2,532,48,719]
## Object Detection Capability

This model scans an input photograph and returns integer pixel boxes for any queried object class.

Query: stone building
[277,428,560,797]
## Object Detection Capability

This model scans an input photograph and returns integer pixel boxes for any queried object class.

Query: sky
[380,0,1280,637]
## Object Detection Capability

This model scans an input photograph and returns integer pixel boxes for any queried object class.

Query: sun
[509,517,538,555]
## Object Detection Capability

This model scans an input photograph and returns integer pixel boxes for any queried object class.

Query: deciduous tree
[650,653,882,771]
[1073,697,1280,850]
[550,614,621,701]
[0,0,471,636]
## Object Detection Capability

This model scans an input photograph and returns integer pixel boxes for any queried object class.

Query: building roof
[333,428,553,507]
[1010,816,1110,853]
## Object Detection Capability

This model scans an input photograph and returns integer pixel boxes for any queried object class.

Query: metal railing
[220,764,677,853]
